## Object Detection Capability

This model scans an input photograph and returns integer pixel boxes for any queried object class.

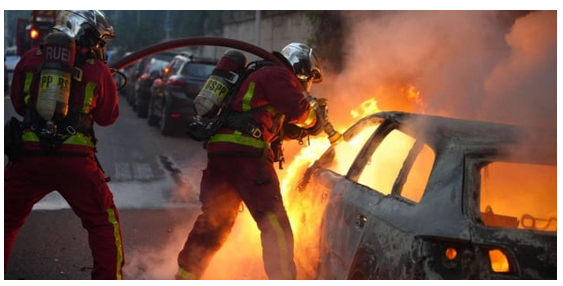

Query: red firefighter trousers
[177,156,296,279]
[4,154,124,279]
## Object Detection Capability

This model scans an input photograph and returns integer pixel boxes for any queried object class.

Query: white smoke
[121,10,558,280]
[318,11,557,130]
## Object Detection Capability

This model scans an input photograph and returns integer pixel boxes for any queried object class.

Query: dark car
[147,53,217,136]
[5,46,20,92]
[4,63,9,93]
[116,53,137,100]
[289,111,556,279]
[130,52,178,118]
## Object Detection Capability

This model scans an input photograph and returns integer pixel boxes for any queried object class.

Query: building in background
[200,11,312,60]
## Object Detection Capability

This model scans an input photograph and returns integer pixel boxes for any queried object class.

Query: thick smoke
[121,11,557,280]
[317,11,557,130]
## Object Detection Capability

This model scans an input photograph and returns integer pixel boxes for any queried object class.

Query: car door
[465,157,557,279]
[316,117,437,279]
[313,119,386,279]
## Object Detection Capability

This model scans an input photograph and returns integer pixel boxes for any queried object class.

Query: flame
[198,89,407,279]
[195,82,555,279]
[350,97,380,119]
[480,162,557,232]
[402,84,421,103]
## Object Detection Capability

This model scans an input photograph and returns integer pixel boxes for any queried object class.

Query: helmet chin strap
[93,46,108,63]
[301,79,313,93]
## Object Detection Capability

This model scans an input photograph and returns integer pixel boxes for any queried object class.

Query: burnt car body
[293,111,556,279]
[147,53,216,136]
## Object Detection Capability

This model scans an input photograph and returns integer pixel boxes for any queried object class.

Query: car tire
[160,99,175,136]
[147,97,159,127]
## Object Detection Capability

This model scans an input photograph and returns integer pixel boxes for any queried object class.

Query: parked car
[121,59,144,105]
[5,46,20,91]
[130,51,179,118]
[147,53,217,136]
[116,52,136,98]
[4,63,9,93]
[290,111,556,279]
[4,46,20,72]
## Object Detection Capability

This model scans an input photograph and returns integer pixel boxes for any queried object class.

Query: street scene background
[3,9,558,280]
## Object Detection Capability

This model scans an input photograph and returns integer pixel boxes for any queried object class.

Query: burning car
[287,111,556,279]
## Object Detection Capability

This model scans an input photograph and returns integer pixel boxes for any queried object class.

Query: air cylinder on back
[194,50,247,117]
[36,31,76,123]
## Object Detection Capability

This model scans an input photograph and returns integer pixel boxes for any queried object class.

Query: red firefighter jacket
[10,46,119,154]
[206,65,317,160]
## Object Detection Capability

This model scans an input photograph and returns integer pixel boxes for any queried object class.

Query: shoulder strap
[218,60,275,116]
[187,60,277,143]
[60,51,97,136]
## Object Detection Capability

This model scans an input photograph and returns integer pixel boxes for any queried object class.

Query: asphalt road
[3,89,210,280]
[4,84,305,280]
[4,208,199,280]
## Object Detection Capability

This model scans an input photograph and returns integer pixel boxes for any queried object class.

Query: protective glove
[305,96,328,136]
[282,121,308,140]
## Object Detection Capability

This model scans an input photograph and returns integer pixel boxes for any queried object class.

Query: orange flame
[198,87,415,279]
[350,97,380,119]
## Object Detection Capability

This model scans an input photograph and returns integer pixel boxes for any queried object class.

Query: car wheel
[160,99,175,136]
[147,97,159,126]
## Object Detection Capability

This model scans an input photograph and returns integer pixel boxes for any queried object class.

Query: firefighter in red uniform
[176,43,326,280]
[4,10,124,279]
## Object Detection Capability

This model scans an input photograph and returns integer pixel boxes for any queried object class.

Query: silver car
[291,111,556,279]
[4,46,20,72]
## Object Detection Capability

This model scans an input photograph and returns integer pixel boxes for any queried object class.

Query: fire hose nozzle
[324,121,343,145]
[306,95,343,145]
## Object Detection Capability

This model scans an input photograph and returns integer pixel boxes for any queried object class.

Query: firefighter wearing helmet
[5,10,124,279]
[176,42,326,280]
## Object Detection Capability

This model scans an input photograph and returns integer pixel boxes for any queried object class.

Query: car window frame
[342,117,434,202]
[465,155,557,232]
[346,119,396,181]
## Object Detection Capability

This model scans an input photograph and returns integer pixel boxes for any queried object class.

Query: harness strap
[22,131,96,147]
[209,131,267,149]
[21,150,94,157]
[207,152,264,159]
[23,50,98,149]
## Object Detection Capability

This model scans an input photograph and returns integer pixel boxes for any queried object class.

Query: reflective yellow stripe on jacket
[209,130,267,149]
[296,107,316,128]
[23,72,34,105]
[22,131,95,147]
[210,81,269,149]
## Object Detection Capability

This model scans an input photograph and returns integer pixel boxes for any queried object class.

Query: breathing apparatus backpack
[36,31,76,129]
[27,31,96,150]
[186,50,274,142]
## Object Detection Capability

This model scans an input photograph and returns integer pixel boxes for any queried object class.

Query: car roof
[346,111,556,165]
[5,46,18,56]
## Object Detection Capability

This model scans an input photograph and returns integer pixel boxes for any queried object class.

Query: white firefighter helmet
[53,10,115,62]
[280,42,323,92]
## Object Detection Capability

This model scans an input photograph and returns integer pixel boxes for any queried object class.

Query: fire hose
[109,36,342,145]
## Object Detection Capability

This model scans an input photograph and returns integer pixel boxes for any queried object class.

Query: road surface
[4,90,210,279]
